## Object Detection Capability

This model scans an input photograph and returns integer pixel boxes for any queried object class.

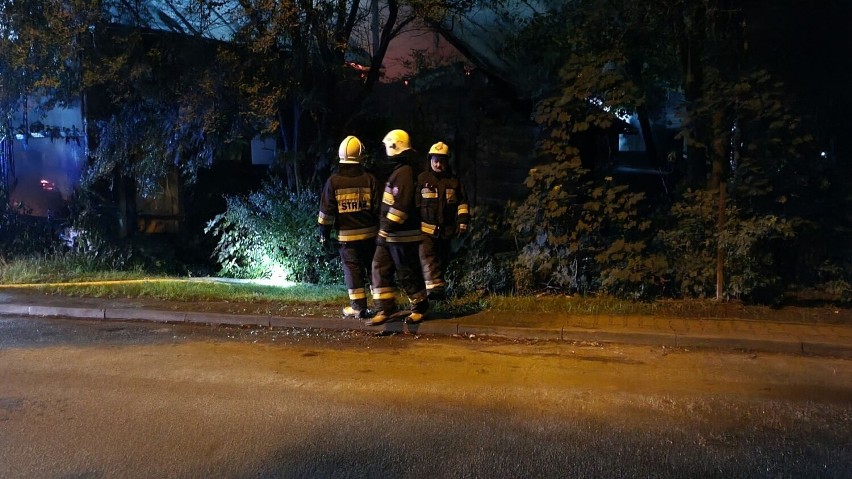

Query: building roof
[106,0,242,41]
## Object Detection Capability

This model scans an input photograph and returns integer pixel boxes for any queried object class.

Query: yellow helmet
[382,129,411,156]
[428,141,449,156]
[338,135,365,163]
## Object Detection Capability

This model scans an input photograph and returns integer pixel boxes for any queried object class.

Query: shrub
[445,206,516,297]
[0,202,57,258]
[510,156,664,298]
[658,188,802,302]
[61,195,138,271]
[205,177,341,284]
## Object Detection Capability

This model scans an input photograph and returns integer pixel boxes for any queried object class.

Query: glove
[456,223,469,235]
[376,231,387,245]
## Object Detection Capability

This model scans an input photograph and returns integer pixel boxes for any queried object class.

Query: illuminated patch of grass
[0,255,347,304]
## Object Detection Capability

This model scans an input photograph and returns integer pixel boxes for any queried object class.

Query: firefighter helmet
[428,141,449,157]
[338,135,365,163]
[382,129,411,156]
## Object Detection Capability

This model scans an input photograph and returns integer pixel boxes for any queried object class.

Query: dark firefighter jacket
[417,169,470,239]
[378,149,423,243]
[317,163,380,242]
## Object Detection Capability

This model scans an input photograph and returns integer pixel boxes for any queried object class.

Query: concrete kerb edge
[674,335,805,354]
[801,341,852,357]
[106,308,187,323]
[560,327,678,346]
[0,304,33,316]
[2,303,851,358]
[454,324,564,341]
[180,312,361,331]
[26,305,106,320]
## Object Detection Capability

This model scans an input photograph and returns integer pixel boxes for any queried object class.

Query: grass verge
[1,256,848,323]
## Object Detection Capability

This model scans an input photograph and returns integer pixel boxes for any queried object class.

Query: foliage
[502,0,852,304]
[0,0,93,113]
[62,194,154,272]
[654,68,830,302]
[654,190,716,298]
[0,0,94,203]
[82,27,247,196]
[205,177,341,284]
[445,206,515,297]
[657,188,799,301]
[0,198,163,277]
[509,46,665,298]
[2,2,479,194]
[510,158,663,298]
[0,203,57,257]
[1,191,197,276]
[0,252,148,284]
[812,262,851,304]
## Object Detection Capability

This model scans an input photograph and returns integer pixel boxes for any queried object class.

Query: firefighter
[418,141,470,300]
[367,129,429,325]
[318,135,380,318]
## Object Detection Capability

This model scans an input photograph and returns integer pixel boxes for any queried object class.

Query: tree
[502,0,849,301]
[3,0,485,197]
[228,0,480,190]
[510,52,664,297]
[0,0,95,201]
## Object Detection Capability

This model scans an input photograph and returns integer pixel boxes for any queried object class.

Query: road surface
[1,316,850,478]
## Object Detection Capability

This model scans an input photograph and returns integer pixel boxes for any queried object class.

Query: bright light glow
[820,151,828,158]
[588,97,632,122]
[249,254,295,288]
[263,263,294,287]
[212,276,296,288]
[250,278,296,287]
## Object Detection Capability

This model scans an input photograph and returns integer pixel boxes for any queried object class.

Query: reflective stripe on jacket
[318,163,380,242]
[417,170,469,238]
[378,151,423,243]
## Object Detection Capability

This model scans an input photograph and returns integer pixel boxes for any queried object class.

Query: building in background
[7,102,85,219]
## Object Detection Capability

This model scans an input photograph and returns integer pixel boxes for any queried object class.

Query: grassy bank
[1,255,848,323]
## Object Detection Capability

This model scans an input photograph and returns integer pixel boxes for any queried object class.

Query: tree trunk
[635,104,658,167]
[292,98,302,195]
[678,6,707,188]
[118,174,138,239]
[370,0,380,55]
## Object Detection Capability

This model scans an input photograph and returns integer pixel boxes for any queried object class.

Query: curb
[1,302,851,358]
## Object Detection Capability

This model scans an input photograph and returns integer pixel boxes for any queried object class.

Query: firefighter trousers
[340,239,376,311]
[419,235,450,299]
[371,242,428,313]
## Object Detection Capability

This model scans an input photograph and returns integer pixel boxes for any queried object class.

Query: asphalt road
[1,316,850,478]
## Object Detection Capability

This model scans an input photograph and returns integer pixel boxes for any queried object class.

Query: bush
[445,206,516,298]
[0,202,57,258]
[510,156,663,298]
[658,188,803,302]
[61,197,138,271]
[205,177,341,284]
